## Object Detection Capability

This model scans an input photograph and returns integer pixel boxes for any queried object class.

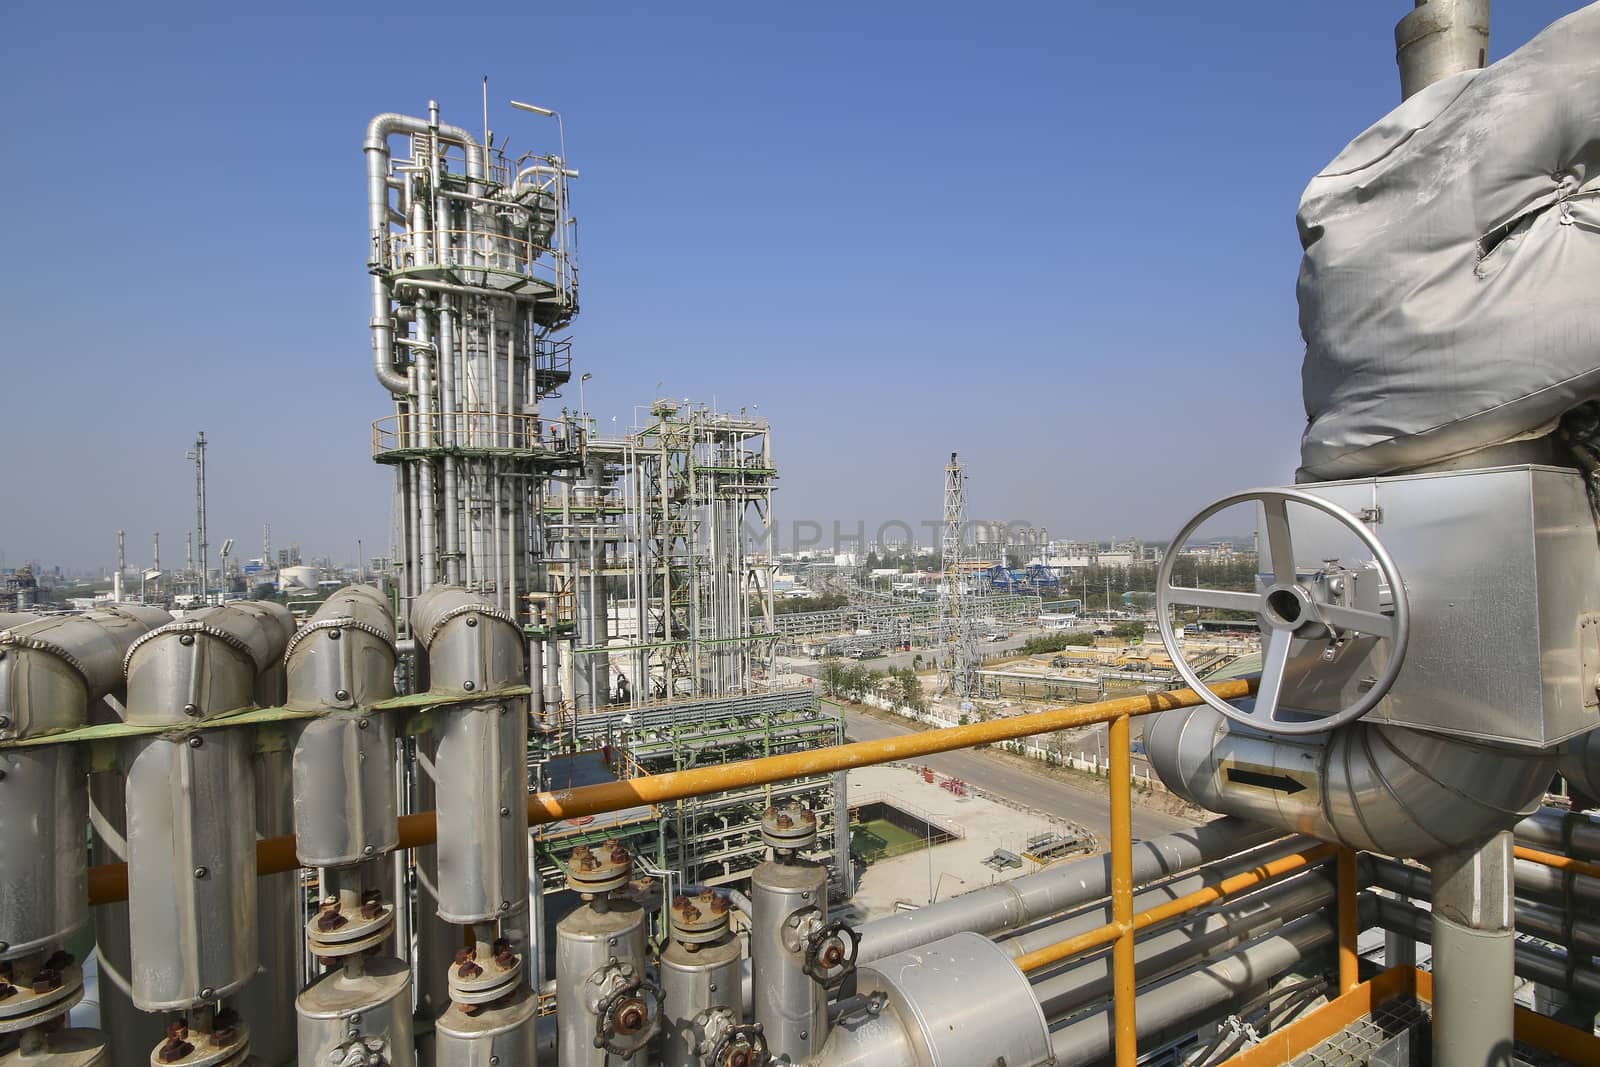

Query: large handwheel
[1155,488,1410,735]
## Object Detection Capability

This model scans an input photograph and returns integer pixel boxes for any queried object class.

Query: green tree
[1112,621,1147,642]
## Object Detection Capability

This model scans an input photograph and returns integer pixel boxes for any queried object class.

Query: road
[786,633,1032,676]
[835,705,1200,843]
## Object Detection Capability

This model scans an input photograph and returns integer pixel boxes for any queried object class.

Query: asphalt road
[836,706,1200,843]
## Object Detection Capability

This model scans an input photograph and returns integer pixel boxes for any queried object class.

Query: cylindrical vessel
[435,987,540,1066]
[751,859,828,1061]
[296,957,416,1067]
[0,744,86,958]
[124,730,256,1009]
[659,937,743,1067]
[434,701,529,922]
[292,712,399,865]
[812,932,1052,1067]
[555,901,647,1067]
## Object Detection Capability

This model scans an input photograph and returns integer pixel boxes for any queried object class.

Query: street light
[509,100,568,172]
[580,372,592,419]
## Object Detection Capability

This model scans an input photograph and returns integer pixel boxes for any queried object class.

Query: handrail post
[1338,846,1360,993]
[1109,712,1138,1067]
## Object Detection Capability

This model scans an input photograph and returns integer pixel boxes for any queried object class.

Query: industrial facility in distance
[6,4,1600,1067]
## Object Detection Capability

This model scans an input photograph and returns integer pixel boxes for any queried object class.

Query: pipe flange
[284,616,397,663]
[760,803,818,853]
[447,940,523,1006]
[308,894,395,958]
[802,920,860,989]
[592,973,662,1058]
[706,1022,770,1067]
[149,1012,248,1067]
[0,955,83,1032]
[670,889,731,945]
[325,1036,392,1067]
[566,841,631,894]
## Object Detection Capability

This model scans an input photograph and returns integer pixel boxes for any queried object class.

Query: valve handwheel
[708,1023,770,1067]
[1155,488,1410,735]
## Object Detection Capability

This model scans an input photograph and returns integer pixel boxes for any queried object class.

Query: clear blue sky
[2,3,1587,570]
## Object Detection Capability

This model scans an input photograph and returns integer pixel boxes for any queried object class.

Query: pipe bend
[1558,726,1600,799]
[1144,702,1555,859]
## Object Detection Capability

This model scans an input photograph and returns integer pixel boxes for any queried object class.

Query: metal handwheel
[1155,488,1410,735]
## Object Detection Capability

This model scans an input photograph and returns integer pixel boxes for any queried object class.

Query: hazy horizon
[3,3,1586,571]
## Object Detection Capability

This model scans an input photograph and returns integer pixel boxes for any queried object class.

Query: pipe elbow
[410,587,525,694]
[124,602,294,725]
[1559,727,1600,799]
[285,585,397,709]
[1145,703,1554,859]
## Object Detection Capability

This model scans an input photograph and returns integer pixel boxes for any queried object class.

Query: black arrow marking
[1226,767,1308,794]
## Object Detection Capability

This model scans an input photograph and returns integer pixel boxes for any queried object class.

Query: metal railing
[376,227,577,299]
[372,410,583,458]
[68,675,1600,1067]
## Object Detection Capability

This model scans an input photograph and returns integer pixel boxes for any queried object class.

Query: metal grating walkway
[1287,997,1430,1067]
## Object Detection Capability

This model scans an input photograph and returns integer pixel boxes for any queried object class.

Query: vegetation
[1020,631,1097,654]
[818,658,928,714]
[1111,621,1147,641]
[774,591,850,614]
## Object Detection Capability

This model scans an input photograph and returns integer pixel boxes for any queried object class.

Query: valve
[592,971,662,1058]
[802,919,860,990]
[1155,487,1410,735]
[329,1036,391,1066]
[706,1022,770,1067]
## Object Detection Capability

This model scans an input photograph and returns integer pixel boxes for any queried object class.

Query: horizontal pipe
[1014,845,1335,973]
[1516,844,1600,880]
[1370,895,1600,1000]
[1516,806,1600,861]
[997,837,1314,957]
[1048,913,1336,1066]
[86,680,1254,905]
[1031,872,1337,1021]
[1367,855,1600,954]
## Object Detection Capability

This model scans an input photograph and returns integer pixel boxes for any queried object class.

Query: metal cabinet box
[1274,465,1600,748]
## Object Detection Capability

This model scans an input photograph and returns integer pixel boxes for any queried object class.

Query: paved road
[836,706,1200,843]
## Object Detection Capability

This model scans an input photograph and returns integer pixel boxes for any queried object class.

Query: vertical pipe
[1338,847,1360,993]
[1108,712,1136,1067]
[1432,831,1516,1067]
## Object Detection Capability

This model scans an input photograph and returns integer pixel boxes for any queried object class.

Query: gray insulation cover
[1297,2,1600,481]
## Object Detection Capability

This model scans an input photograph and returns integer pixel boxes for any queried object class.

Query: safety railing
[372,410,584,459]
[376,227,577,300]
[68,675,1600,1067]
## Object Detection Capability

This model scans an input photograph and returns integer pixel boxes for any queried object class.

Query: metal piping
[857,815,1280,962]
[1143,701,1556,859]
[1029,871,1335,1021]
[1047,913,1337,1066]
[1395,0,1490,101]
[1369,855,1600,954]
[1558,727,1600,800]
[364,110,484,395]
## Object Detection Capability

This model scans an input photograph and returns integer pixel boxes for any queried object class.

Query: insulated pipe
[999,838,1320,961]
[1143,701,1556,859]
[1516,806,1600,862]
[1047,913,1337,1066]
[1559,727,1600,802]
[1029,871,1336,1021]
[1430,832,1515,1067]
[1371,895,1600,1001]
[1369,856,1600,953]
[857,815,1280,962]
[86,682,1256,904]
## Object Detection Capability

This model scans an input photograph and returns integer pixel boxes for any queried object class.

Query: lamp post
[579,371,592,426]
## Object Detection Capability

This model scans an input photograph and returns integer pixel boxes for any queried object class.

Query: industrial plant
[7,4,1600,1067]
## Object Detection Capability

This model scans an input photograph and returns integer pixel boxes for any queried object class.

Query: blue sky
[1,3,1588,570]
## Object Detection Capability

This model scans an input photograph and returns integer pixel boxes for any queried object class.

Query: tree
[1112,621,1147,642]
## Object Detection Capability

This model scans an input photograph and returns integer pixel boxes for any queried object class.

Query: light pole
[579,372,592,426]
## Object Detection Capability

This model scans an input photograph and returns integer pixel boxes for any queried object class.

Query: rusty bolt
[709,894,730,915]
[801,808,816,824]
[775,812,794,829]
[453,948,474,966]
[31,968,61,994]
[316,910,349,933]
[0,981,15,1001]
[457,957,483,980]
[672,894,691,909]
[494,946,517,971]
[608,845,629,864]
[157,1038,195,1063]
[571,844,591,859]
[360,891,383,920]
[762,805,776,819]
[615,999,646,1034]
[210,1008,240,1047]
